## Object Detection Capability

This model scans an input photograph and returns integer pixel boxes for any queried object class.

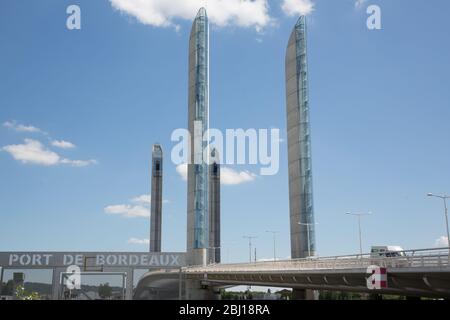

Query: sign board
[0,252,186,269]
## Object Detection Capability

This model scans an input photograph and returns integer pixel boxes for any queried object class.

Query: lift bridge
[134,247,450,299]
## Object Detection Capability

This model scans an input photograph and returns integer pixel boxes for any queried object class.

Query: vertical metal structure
[285,16,316,259]
[209,148,220,264]
[150,144,163,252]
[187,7,210,265]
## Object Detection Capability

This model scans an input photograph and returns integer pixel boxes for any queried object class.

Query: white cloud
[132,194,169,204]
[355,0,367,8]
[176,163,256,185]
[109,0,272,31]
[176,163,188,181]
[3,121,13,128]
[51,140,76,149]
[3,121,43,133]
[435,236,449,247]
[2,122,95,167]
[2,139,60,166]
[221,167,257,185]
[128,238,150,245]
[281,0,314,16]
[60,158,98,167]
[105,194,168,219]
[104,204,150,218]
[2,139,97,167]
[132,194,152,204]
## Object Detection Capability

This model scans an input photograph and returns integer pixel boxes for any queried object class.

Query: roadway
[134,247,450,299]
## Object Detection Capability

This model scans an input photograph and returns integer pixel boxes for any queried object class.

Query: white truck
[370,246,406,258]
[370,246,410,267]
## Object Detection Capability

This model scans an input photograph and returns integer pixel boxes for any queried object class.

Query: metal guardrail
[184,247,450,273]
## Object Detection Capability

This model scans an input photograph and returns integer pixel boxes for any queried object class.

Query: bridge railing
[184,247,450,273]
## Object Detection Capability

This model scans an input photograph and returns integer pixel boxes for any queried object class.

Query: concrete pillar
[0,267,4,295]
[125,268,134,300]
[51,268,65,300]
[184,279,218,300]
[209,148,220,264]
[292,289,318,300]
[150,144,163,253]
[369,293,383,300]
[187,248,208,267]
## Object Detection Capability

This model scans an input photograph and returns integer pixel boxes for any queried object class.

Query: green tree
[1,280,15,295]
[98,283,113,299]
[15,285,40,300]
[275,289,292,300]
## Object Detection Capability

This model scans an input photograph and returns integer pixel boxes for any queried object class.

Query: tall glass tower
[150,144,163,252]
[187,8,209,265]
[285,16,316,259]
[209,148,220,264]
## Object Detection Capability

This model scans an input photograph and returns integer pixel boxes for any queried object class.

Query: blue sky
[1,0,449,263]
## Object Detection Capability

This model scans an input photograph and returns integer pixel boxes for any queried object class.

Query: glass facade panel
[286,16,316,258]
[188,9,209,251]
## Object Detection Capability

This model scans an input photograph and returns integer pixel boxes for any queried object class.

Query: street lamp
[346,212,371,256]
[265,231,279,261]
[297,222,318,257]
[243,236,257,263]
[427,193,450,248]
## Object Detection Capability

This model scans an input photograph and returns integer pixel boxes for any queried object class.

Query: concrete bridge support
[292,289,318,300]
[184,279,219,300]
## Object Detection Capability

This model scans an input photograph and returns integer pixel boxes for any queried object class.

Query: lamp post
[298,222,318,257]
[243,236,257,263]
[346,212,371,256]
[265,231,278,261]
[427,193,450,249]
